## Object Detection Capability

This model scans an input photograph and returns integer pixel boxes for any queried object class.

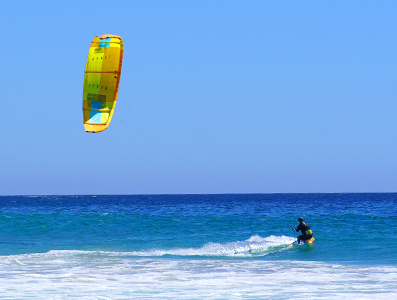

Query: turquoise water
[0,194,396,299]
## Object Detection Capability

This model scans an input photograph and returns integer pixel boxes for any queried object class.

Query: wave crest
[122,235,294,257]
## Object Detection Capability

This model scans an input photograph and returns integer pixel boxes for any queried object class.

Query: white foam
[0,236,394,299]
[0,254,396,299]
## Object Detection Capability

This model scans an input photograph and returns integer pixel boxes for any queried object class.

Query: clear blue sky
[1,0,397,195]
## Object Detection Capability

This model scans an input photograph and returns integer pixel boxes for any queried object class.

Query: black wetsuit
[296,221,313,241]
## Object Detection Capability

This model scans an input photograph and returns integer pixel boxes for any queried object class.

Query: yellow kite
[83,35,123,133]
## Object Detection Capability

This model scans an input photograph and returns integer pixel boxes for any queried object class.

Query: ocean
[0,193,396,299]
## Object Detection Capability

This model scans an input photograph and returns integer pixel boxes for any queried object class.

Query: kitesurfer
[294,217,313,244]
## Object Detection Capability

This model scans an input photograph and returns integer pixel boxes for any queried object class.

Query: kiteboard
[288,237,315,247]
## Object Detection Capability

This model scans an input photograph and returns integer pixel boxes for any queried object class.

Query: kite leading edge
[83,35,123,133]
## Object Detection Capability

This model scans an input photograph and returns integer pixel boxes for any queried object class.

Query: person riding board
[294,218,313,244]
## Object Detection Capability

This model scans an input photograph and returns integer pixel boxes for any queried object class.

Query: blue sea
[0,193,396,299]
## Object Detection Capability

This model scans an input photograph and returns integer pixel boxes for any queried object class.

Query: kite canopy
[83,35,123,133]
